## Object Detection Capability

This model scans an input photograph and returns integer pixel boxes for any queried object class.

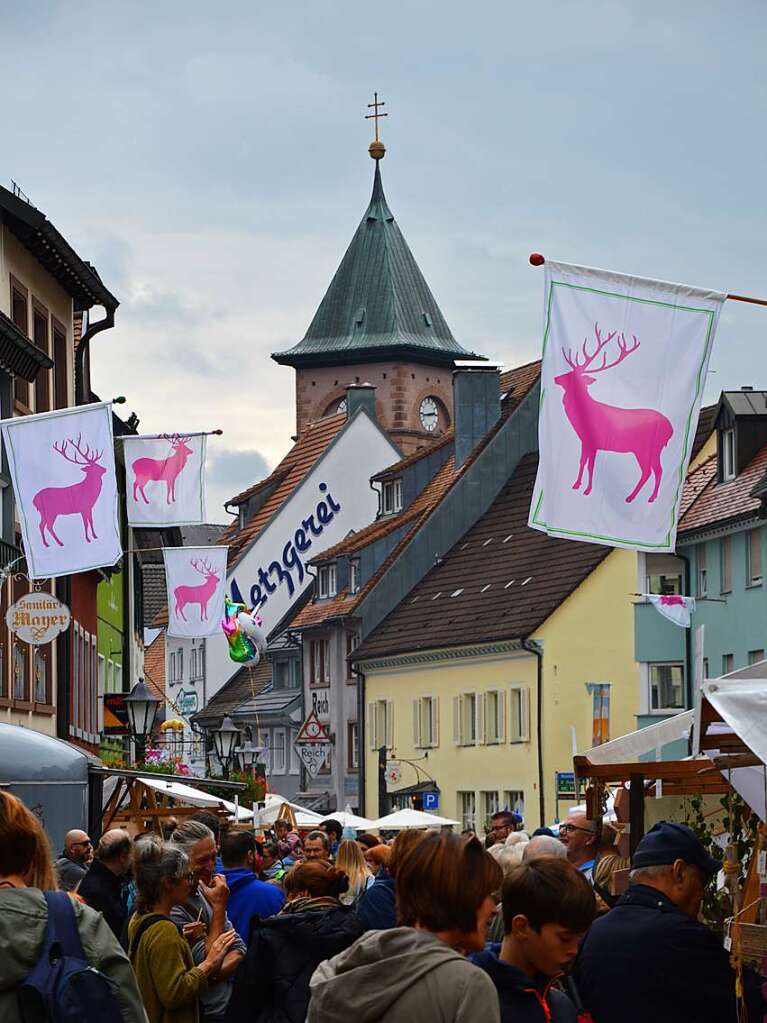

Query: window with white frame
[169,652,176,683]
[509,686,530,742]
[722,428,735,481]
[318,563,337,598]
[347,721,359,770]
[484,690,506,744]
[310,638,331,685]
[413,696,439,748]
[453,692,480,746]
[350,559,360,594]
[177,648,184,679]
[503,790,525,818]
[458,790,477,832]
[748,528,763,587]
[382,479,403,515]
[649,663,685,712]
[481,790,500,830]
[271,729,286,774]
[697,543,707,597]
[368,699,393,749]
[346,631,359,683]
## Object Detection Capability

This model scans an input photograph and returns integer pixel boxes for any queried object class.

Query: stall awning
[580,712,693,765]
[138,775,253,821]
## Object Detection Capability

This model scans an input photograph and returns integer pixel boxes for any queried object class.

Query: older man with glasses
[55,828,93,891]
[558,810,598,881]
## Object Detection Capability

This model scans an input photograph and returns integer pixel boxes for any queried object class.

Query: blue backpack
[18,891,123,1023]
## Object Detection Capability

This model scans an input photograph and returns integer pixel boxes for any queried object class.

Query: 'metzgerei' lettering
[230,482,341,613]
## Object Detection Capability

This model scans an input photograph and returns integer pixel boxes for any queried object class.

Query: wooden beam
[575,758,724,782]
[630,773,645,856]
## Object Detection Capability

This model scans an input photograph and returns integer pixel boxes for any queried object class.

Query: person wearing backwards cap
[573,820,747,1023]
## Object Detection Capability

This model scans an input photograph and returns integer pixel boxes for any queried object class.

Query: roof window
[317,563,337,599]
[382,478,402,516]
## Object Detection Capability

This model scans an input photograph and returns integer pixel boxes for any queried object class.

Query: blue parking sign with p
[423,791,439,811]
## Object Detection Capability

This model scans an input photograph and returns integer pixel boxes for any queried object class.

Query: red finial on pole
[529,253,545,267]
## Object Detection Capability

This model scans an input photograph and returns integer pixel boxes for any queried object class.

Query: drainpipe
[350,660,366,815]
[677,552,694,712]
[522,638,545,827]
[75,306,116,405]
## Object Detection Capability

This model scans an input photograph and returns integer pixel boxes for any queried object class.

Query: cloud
[206,447,270,519]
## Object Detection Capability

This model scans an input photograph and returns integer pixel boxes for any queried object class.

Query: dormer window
[350,558,360,594]
[318,563,337,599]
[722,428,735,481]
[382,478,402,515]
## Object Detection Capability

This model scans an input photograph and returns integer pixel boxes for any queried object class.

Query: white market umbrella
[372,807,460,830]
[331,810,376,831]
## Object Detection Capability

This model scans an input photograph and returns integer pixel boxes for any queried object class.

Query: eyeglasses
[559,823,596,836]
[73,839,92,848]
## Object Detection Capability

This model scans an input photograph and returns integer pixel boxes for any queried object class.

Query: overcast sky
[4,2,766,517]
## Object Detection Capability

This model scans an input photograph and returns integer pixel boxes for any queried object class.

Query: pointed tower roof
[273,161,481,368]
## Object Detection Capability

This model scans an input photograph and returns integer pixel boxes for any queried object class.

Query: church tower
[272,96,484,455]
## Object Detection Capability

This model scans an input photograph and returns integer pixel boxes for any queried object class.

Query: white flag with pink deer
[123,433,207,527]
[164,545,228,638]
[0,401,122,579]
[529,261,725,553]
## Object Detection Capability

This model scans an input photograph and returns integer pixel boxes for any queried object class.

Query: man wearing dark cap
[574,821,736,1022]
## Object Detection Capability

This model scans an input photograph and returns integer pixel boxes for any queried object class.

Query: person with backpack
[129,837,238,1023]
[0,790,145,1023]
[333,840,374,907]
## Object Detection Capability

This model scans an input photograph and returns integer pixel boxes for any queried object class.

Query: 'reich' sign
[6,592,71,645]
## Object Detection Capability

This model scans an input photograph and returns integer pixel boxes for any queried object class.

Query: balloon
[221,597,267,665]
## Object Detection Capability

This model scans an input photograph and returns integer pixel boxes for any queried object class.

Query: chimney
[453,361,502,466]
[345,382,377,422]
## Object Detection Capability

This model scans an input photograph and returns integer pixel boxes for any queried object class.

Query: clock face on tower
[419,397,439,432]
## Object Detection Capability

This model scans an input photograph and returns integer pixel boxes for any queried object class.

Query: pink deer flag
[555,324,674,504]
[132,434,194,505]
[33,435,107,547]
[174,557,221,623]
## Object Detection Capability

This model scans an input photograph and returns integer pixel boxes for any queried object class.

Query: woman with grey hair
[169,820,246,1023]
[128,837,237,1023]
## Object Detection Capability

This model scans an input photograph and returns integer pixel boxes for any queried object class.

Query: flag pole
[115,429,223,441]
[529,254,767,309]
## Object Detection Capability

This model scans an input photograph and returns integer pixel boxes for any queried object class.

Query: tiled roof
[291,361,543,632]
[272,164,480,368]
[221,413,347,566]
[228,468,290,509]
[193,656,273,725]
[354,453,610,660]
[679,455,717,520]
[679,446,767,534]
[144,631,166,699]
[372,433,453,481]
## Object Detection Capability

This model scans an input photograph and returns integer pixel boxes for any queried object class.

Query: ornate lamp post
[125,678,161,765]
[212,715,241,780]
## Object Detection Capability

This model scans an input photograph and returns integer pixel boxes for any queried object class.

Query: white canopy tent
[138,775,253,821]
[327,810,376,831]
[372,807,460,830]
[250,793,324,828]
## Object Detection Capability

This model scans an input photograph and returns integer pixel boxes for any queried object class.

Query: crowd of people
[0,792,760,1023]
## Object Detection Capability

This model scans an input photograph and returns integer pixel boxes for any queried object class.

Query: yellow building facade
[362,547,639,831]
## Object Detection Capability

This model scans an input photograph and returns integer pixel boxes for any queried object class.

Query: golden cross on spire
[366,92,388,160]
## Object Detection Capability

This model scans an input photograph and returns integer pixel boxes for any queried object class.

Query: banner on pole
[0,402,121,579]
[643,593,696,629]
[124,434,206,526]
[164,545,228,637]
[529,261,725,553]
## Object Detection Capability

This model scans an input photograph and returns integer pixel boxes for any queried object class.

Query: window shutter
[498,689,507,743]
[413,699,421,747]
[520,687,531,742]
[367,703,377,750]
[431,697,440,747]
[453,695,461,745]
[476,692,484,746]
[386,700,394,749]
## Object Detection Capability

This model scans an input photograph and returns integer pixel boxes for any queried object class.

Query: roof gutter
[521,638,545,827]
[75,306,116,405]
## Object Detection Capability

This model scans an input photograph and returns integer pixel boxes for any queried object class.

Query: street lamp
[212,715,241,779]
[235,739,259,772]
[125,678,160,765]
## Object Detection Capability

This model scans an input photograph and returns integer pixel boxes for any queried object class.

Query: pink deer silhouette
[554,323,674,504]
[32,435,107,547]
[132,434,194,505]
[174,557,220,623]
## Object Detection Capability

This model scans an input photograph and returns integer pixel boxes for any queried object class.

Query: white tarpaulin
[581,711,693,765]
[164,546,228,638]
[123,433,207,527]
[703,678,767,770]
[250,793,323,828]
[372,807,460,830]
[1,402,121,579]
[529,261,725,552]
[138,776,252,820]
